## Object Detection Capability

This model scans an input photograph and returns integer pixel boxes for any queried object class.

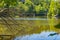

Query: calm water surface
[14,17,60,40]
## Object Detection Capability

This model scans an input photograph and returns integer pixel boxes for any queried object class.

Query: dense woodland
[0,0,60,17]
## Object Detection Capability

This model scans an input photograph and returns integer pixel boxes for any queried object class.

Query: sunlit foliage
[0,0,4,8]
[34,5,41,13]
[0,0,18,8]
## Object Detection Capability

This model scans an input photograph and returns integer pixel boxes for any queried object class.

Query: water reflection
[14,31,60,40]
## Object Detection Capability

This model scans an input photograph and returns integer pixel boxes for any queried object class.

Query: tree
[34,5,41,13]
[0,0,4,8]
[47,0,57,17]
[4,0,18,8]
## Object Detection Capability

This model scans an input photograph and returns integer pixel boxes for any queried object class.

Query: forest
[0,0,60,17]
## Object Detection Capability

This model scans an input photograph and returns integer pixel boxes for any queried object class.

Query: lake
[0,17,60,40]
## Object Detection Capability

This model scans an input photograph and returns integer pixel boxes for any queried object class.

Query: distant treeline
[0,0,60,17]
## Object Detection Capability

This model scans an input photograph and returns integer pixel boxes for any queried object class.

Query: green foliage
[17,2,29,12]
[0,0,60,16]
[0,0,18,8]
[34,5,41,13]
[5,0,18,5]
[25,0,33,6]
[22,4,29,12]
[56,2,60,8]
[47,0,58,17]
[0,0,4,8]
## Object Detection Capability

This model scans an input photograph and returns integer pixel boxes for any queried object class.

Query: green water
[15,17,60,36]
[0,17,60,36]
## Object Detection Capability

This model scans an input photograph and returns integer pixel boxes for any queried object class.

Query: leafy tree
[0,0,18,9]
[0,0,4,8]
[4,0,18,8]
[34,5,41,13]
[47,0,57,17]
